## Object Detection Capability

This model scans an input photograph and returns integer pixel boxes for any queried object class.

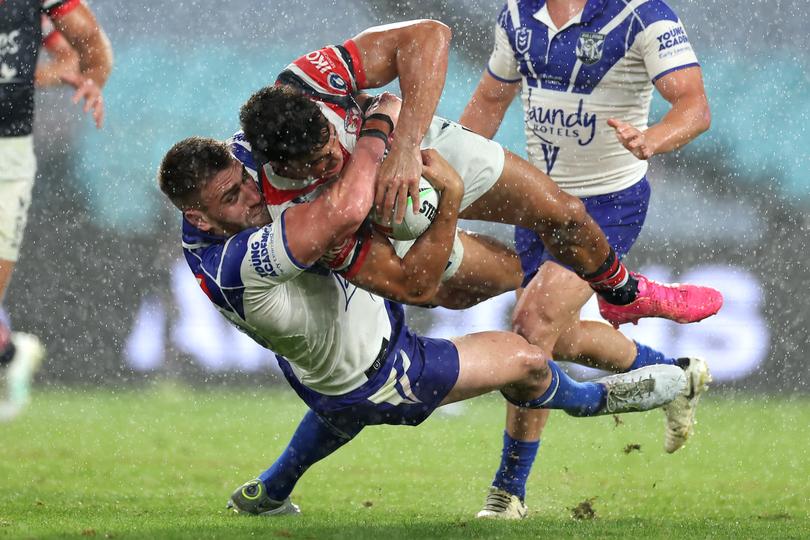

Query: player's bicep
[653,65,707,105]
[351,20,451,88]
[51,3,100,48]
[275,204,331,268]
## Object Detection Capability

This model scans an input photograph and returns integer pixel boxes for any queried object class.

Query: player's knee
[504,338,550,386]
[558,193,589,230]
[512,300,563,351]
[519,347,551,393]
[539,192,589,237]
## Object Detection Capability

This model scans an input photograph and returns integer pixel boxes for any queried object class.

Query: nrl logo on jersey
[576,32,605,65]
[515,27,532,54]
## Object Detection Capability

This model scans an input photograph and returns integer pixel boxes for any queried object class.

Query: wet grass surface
[1,386,808,538]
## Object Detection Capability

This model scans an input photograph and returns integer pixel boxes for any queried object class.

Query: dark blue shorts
[277,327,460,432]
[515,178,651,287]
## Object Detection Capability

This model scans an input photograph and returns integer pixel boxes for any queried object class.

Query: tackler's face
[191,158,271,236]
[271,123,344,182]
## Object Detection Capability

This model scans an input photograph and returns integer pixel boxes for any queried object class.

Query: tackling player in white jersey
[158,96,689,513]
[460,0,713,518]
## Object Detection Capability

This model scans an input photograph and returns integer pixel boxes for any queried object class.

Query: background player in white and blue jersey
[157,99,689,515]
[459,0,713,517]
[0,0,112,420]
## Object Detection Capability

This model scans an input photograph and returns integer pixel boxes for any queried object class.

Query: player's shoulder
[181,220,256,289]
[496,1,545,29]
[276,42,361,100]
[633,0,682,28]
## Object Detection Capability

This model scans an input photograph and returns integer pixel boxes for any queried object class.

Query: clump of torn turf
[570,498,597,520]
[623,443,642,454]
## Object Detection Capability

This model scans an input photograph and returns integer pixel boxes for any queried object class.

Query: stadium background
[10,0,808,392]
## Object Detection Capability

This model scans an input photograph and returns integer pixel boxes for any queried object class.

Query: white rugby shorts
[394,116,505,281]
[0,136,36,261]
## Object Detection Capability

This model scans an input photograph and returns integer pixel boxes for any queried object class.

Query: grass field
[1,385,808,539]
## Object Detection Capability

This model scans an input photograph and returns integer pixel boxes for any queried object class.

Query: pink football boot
[598,273,723,329]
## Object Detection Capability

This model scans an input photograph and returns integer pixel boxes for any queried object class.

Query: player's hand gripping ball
[371,178,440,240]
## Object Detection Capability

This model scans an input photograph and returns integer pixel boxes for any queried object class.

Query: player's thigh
[431,231,522,309]
[512,261,595,347]
[422,117,505,210]
[441,331,548,405]
[459,150,580,229]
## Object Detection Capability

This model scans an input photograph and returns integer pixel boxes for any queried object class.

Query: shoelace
[484,491,513,512]
[608,377,655,408]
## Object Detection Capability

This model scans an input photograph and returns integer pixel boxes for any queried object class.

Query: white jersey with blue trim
[488,0,699,196]
[181,212,399,396]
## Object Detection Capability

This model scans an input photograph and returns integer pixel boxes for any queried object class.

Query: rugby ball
[372,178,440,241]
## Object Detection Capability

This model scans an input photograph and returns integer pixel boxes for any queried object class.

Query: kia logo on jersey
[515,27,532,55]
[576,32,605,65]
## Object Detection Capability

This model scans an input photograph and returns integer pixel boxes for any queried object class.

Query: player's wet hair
[239,85,330,166]
[158,136,232,210]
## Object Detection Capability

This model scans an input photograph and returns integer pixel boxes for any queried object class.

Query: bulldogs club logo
[576,32,605,65]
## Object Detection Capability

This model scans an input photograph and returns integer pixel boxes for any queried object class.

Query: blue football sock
[260,410,362,501]
[491,431,539,500]
[519,360,607,416]
[629,341,676,371]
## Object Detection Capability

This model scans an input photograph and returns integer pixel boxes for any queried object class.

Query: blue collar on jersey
[181,217,227,249]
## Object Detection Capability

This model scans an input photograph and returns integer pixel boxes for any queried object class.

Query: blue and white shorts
[515,178,651,287]
[277,326,460,431]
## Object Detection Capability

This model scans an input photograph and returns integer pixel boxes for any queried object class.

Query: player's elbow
[331,204,368,240]
[400,268,442,305]
[401,283,439,306]
[698,103,711,133]
[418,20,452,43]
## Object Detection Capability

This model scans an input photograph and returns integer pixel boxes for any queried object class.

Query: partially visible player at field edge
[157,111,688,515]
[459,0,713,519]
[0,0,112,421]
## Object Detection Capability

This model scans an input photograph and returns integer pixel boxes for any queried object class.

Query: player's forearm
[75,31,113,88]
[459,74,516,138]
[389,21,451,153]
[326,136,389,237]
[55,6,113,88]
[644,93,710,156]
[397,186,463,303]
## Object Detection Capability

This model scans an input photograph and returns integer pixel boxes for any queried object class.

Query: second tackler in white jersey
[488,0,699,197]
